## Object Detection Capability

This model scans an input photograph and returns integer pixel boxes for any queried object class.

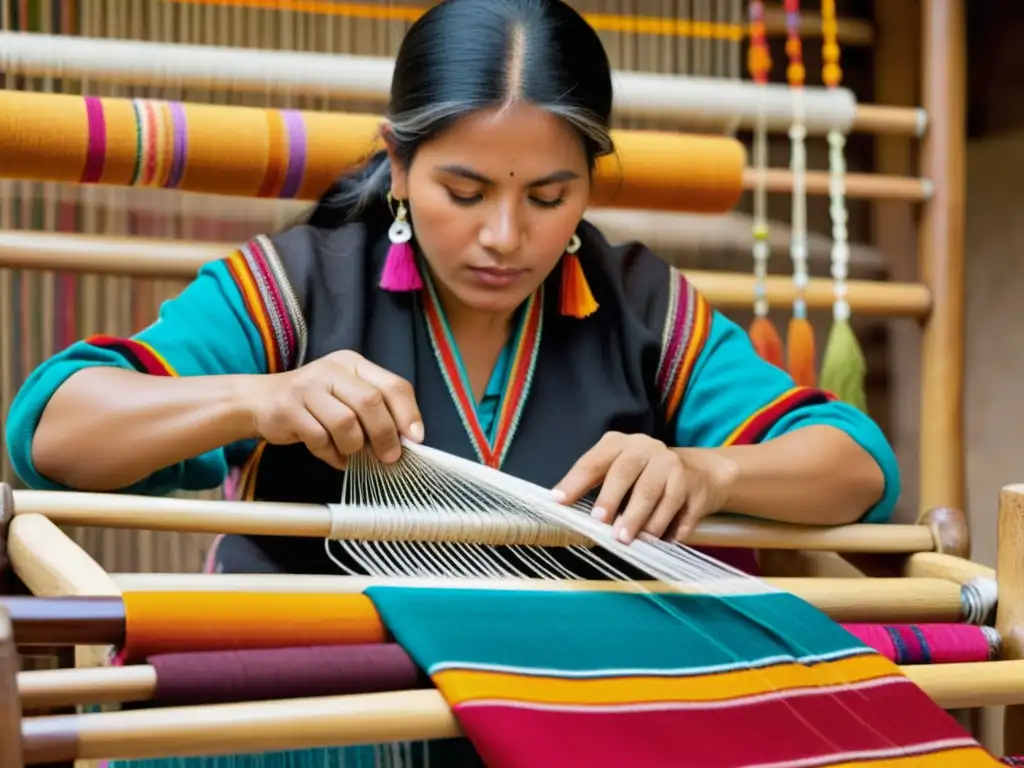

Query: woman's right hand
[247,350,424,469]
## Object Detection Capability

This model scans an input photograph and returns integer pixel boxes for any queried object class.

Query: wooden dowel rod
[852,104,928,138]
[902,552,996,585]
[20,661,1024,764]
[22,689,461,763]
[741,168,931,202]
[0,230,930,317]
[11,490,940,553]
[110,573,964,623]
[0,575,966,646]
[916,0,967,517]
[20,664,157,710]
[1,596,125,646]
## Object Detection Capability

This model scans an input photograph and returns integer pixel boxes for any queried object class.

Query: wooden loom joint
[997,485,1024,756]
[918,506,970,559]
[0,603,23,768]
[0,484,15,594]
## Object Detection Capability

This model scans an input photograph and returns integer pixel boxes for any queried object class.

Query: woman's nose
[479,202,524,255]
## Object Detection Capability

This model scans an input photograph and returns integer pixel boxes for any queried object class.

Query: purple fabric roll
[149,643,424,706]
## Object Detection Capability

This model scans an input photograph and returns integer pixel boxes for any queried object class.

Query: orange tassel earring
[560,233,599,319]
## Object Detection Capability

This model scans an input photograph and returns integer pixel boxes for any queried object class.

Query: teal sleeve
[671,311,901,524]
[5,259,268,496]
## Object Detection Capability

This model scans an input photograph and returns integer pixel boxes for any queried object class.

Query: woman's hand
[247,350,423,469]
[553,432,738,544]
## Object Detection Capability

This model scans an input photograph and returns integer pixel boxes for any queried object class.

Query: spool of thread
[841,623,999,665]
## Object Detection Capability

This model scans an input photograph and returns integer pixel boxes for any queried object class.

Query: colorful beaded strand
[745,0,784,367]
[817,0,868,410]
[783,0,817,387]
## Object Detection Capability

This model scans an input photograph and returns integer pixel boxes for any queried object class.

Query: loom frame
[0,0,968,525]
[1,483,1024,764]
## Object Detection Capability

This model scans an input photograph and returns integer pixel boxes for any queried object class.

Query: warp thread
[961,577,999,626]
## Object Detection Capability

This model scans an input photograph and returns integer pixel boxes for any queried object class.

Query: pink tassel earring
[380,195,423,292]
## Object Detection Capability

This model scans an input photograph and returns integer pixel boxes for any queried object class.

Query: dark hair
[305,0,614,232]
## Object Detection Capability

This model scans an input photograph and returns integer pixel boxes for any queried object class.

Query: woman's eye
[530,196,565,209]
[446,189,483,205]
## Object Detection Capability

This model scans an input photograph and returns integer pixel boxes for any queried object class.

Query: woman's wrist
[222,373,270,442]
[673,446,741,512]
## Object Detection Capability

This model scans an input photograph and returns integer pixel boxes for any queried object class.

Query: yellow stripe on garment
[226,250,281,372]
[434,653,898,707]
[134,339,179,376]
[832,747,1000,767]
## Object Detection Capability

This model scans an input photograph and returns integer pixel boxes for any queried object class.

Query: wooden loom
[2,484,1024,765]
[0,0,984,764]
[0,0,963,533]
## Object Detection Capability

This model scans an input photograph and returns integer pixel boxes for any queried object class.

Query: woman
[8,0,897,567]
[6,0,898,761]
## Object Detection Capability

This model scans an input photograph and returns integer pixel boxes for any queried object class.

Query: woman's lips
[468,266,525,288]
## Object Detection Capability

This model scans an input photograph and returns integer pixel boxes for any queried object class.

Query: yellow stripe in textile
[0,90,745,214]
[100,99,141,186]
[166,0,746,40]
[433,653,899,707]
[831,747,999,767]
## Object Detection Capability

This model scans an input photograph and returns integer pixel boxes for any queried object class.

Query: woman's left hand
[553,432,737,545]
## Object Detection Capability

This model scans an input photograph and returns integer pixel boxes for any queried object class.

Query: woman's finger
[592,449,650,527]
[666,488,711,542]
[291,407,347,470]
[638,460,689,540]
[614,457,675,543]
[552,436,624,506]
[350,358,425,444]
[330,374,403,463]
[303,388,364,456]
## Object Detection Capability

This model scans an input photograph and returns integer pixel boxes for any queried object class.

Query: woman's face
[388,102,591,316]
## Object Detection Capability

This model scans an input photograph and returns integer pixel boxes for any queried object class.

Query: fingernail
[409,421,424,442]
[616,527,630,544]
[591,506,607,521]
[551,488,566,503]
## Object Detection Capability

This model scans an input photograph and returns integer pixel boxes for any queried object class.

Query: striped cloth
[367,586,1000,767]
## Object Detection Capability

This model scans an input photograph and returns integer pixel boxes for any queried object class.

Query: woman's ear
[381,122,409,200]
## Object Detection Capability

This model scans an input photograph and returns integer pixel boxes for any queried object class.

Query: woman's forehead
[416,103,589,176]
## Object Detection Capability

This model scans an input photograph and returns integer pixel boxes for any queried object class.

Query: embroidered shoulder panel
[225,234,309,373]
[655,268,712,424]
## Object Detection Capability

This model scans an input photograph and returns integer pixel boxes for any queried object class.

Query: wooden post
[0,484,13,593]
[996,484,1024,757]
[917,0,967,518]
[0,604,22,768]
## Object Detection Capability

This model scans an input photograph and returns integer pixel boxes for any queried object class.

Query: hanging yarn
[745,0,784,368]
[817,0,868,409]
[783,0,817,387]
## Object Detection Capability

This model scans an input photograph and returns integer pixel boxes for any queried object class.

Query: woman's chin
[455,285,534,314]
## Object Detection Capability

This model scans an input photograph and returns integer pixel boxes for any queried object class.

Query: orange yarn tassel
[786,316,817,387]
[748,317,785,368]
[560,251,599,319]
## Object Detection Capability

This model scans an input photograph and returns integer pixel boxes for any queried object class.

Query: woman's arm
[674,425,885,527]
[669,310,900,525]
[31,368,257,491]
[6,244,297,494]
